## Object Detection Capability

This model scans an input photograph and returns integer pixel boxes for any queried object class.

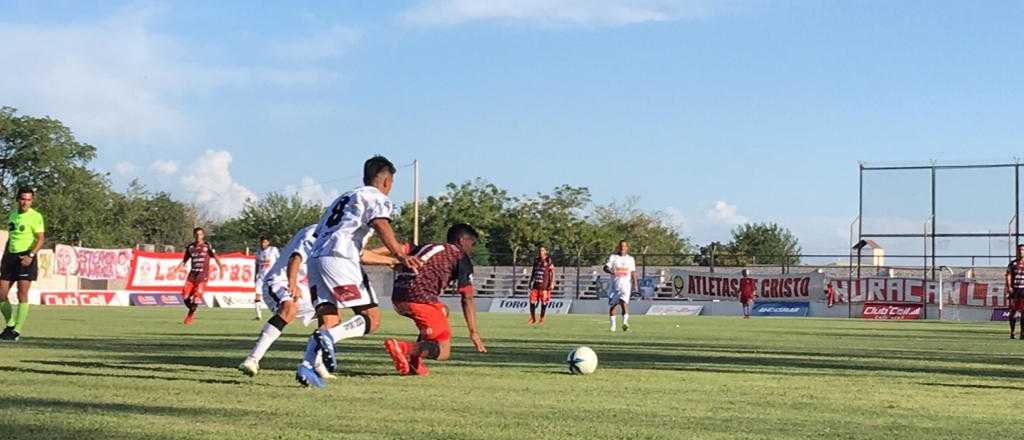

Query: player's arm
[286,252,304,299]
[210,247,225,273]
[1006,265,1013,300]
[360,250,399,267]
[456,257,486,353]
[370,218,421,272]
[22,231,45,267]
[632,269,639,292]
[603,256,613,275]
[173,247,190,272]
[545,265,556,291]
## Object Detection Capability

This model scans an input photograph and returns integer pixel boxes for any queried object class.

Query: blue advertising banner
[752,301,810,317]
[130,293,199,307]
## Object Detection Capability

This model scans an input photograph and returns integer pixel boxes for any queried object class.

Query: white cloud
[0,6,355,148]
[270,25,361,63]
[180,150,256,219]
[114,161,137,176]
[150,160,179,176]
[706,200,749,225]
[286,176,341,206]
[402,0,733,27]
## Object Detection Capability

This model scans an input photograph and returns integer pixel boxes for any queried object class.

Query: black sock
[540,304,547,319]
[529,303,536,320]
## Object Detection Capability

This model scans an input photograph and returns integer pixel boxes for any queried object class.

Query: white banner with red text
[668,270,825,302]
[125,251,257,293]
[827,277,1009,307]
[54,245,134,281]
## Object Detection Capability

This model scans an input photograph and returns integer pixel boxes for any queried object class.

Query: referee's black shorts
[0,251,38,282]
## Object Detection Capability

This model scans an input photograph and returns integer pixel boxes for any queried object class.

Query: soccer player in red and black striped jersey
[383,223,487,376]
[528,246,555,326]
[739,269,756,319]
[1005,244,1024,339]
[172,227,224,325]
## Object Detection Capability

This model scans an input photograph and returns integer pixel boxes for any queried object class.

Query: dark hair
[446,223,479,244]
[619,240,628,245]
[16,187,34,197]
[259,236,269,242]
[193,227,205,234]
[363,155,397,185]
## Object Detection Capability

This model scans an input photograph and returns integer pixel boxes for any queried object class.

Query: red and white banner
[126,251,256,293]
[829,278,1008,307]
[669,270,825,301]
[862,302,923,320]
[54,244,134,281]
[41,291,126,306]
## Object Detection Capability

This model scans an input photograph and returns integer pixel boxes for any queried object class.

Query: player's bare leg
[0,280,13,335]
[1011,311,1019,339]
[621,301,630,331]
[240,300,297,376]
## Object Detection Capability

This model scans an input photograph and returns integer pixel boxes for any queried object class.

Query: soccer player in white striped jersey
[295,156,421,388]
[253,237,280,320]
[239,225,328,378]
[604,240,638,332]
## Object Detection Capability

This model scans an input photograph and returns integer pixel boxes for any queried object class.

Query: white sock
[327,314,368,342]
[623,314,630,325]
[254,301,262,319]
[610,315,617,329]
[248,322,282,362]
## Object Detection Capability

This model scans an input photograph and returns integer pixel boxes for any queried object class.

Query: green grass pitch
[0,306,1022,439]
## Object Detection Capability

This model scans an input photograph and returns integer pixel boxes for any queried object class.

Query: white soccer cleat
[314,363,337,380]
[238,358,259,377]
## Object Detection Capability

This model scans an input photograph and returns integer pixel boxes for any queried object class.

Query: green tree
[212,193,323,252]
[393,179,510,264]
[110,180,198,248]
[727,222,801,265]
[0,106,120,246]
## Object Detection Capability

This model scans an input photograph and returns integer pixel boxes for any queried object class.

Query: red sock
[399,340,415,353]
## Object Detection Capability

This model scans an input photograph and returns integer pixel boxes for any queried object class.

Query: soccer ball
[566,346,598,375]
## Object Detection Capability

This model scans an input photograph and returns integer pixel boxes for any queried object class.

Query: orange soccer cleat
[383,339,411,376]
[409,353,429,377]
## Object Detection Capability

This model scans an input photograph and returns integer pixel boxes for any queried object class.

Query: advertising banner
[126,252,256,293]
[751,301,810,317]
[41,291,124,306]
[862,302,923,320]
[211,293,267,309]
[129,293,200,307]
[645,304,703,316]
[991,308,1010,321]
[669,270,824,302]
[54,245,134,281]
[829,278,1008,307]
[488,297,572,314]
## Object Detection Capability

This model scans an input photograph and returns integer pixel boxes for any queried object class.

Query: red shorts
[182,280,207,300]
[1010,297,1024,313]
[740,294,753,305]
[394,301,451,343]
[529,289,551,305]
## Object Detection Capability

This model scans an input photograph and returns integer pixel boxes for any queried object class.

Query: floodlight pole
[413,159,420,246]
[930,163,937,282]
[938,266,954,321]
[1016,160,1020,250]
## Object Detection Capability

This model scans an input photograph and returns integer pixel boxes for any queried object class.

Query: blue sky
[2,1,1022,256]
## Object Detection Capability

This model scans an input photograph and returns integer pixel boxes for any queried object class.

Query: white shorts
[608,278,632,305]
[308,255,377,309]
[263,282,317,327]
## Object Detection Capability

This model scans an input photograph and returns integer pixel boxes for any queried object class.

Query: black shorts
[1,251,38,282]
[1012,288,1024,300]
